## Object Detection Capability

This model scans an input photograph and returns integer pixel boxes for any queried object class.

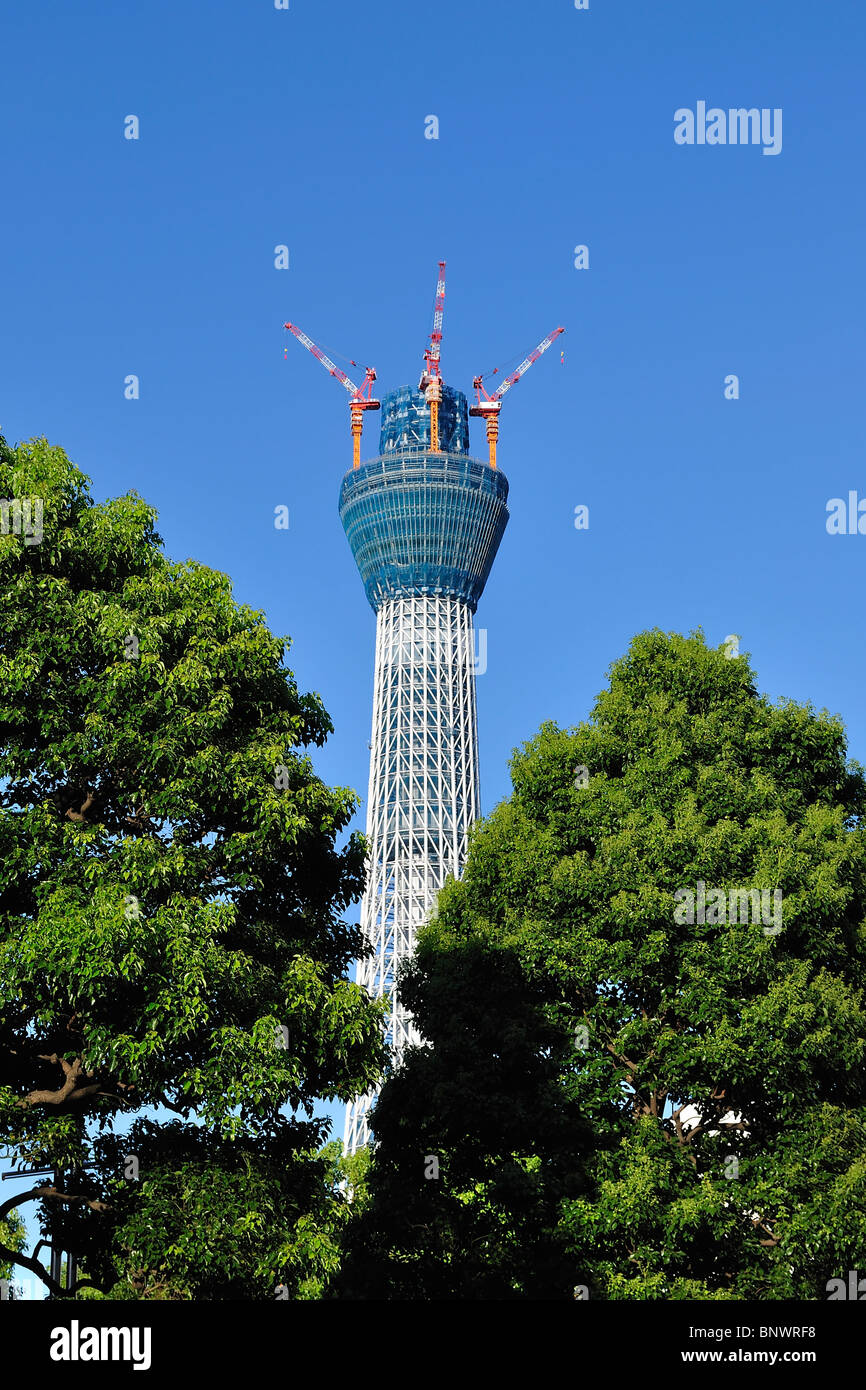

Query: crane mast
[418,260,446,453]
[284,286,564,475]
[470,326,565,469]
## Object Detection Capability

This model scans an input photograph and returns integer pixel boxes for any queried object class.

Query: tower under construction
[284,266,562,1153]
[341,385,509,1151]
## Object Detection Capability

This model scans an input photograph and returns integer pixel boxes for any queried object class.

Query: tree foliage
[0,1207,25,1286]
[343,630,866,1299]
[0,434,385,1298]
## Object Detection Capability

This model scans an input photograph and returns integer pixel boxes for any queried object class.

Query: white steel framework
[343,593,480,1152]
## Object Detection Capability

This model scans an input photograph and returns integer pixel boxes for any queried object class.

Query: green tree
[0,434,385,1298]
[338,942,591,1298]
[344,630,866,1299]
[0,1207,26,1295]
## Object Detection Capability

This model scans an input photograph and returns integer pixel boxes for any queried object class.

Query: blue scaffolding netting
[378,384,470,456]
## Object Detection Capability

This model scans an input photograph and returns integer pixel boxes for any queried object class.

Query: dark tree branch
[0,1235,103,1299]
[21,1055,104,1108]
[65,791,98,823]
[0,1184,109,1298]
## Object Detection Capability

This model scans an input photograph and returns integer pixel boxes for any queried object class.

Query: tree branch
[0,1234,103,1299]
[1,1182,108,1224]
[65,791,97,823]
[155,1092,189,1116]
[0,1182,110,1297]
[20,1055,105,1109]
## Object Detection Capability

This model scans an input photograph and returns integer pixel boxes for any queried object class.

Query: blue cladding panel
[378,385,470,455]
[339,452,510,612]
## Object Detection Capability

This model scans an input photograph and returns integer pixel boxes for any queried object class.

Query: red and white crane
[284,321,380,470]
[470,326,565,469]
[418,260,446,453]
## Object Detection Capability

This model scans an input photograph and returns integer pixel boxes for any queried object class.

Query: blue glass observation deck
[339,387,509,613]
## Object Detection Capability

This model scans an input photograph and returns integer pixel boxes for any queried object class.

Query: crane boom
[469,325,565,470]
[284,320,380,469]
[284,322,361,396]
[491,326,565,401]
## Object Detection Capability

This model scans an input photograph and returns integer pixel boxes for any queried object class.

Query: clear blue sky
[1,0,864,1265]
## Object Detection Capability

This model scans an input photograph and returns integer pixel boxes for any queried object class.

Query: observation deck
[339,385,510,613]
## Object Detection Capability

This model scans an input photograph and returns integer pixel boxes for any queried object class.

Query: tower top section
[339,451,509,613]
[285,258,563,470]
[379,384,469,456]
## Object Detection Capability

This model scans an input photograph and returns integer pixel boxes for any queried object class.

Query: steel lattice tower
[341,384,509,1152]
